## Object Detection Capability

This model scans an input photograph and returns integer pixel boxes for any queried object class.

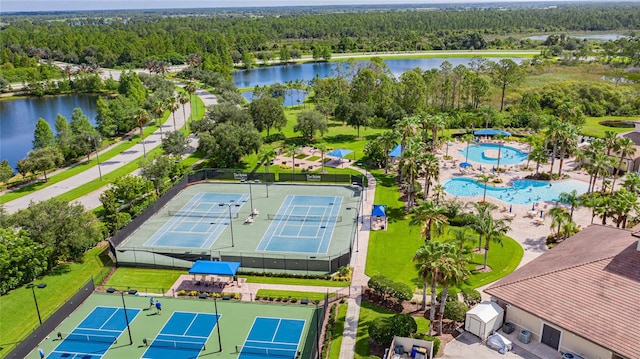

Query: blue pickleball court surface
[256,195,342,253]
[142,311,220,359]
[144,192,248,248]
[48,306,140,359]
[239,317,305,359]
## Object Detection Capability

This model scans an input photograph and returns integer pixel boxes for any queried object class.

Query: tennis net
[58,331,117,344]
[267,214,342,222]
[238,345,297,358]
[150,339,206,350]
[168,210,239,219]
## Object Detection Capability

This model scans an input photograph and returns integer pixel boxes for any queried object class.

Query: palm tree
[436,247,469,336]
[447,227,474,259]
[610,189,640,228]
[166,97,180,131]
[399,145,421,209]
[394,116,420,158]
[548,206,571,243]
[603,130,618,156]
[529,144,548,175]
[63,65,74,82]
[151,101,166,138]
[184,83,197,123]
[558,190,580,220]
[315,143,328,174]
[462,133,474,164]
[431,184,446,206]
[523,134,538,168]
[589,152,614,193]
[413,241,447,332]
[178,92,190,131]
[285,145,299,177]
[481,214,511,269]
[622,172,640,195]
[468,201,498,251]
[477,174,493,203]
[410,200,448,243]
[556,124,579,177]
[421,153,439,198]
[378,131,398,174]
[544,116,563,175]
[580,192,603,224]
[611,137,636,193]
[134,109,150,158]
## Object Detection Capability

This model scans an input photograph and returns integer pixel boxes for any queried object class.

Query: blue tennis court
[48,306,140,359]
[239,317,305,359]
[256,195,342,253]
[142,311,220,359]
[144,192,248,248]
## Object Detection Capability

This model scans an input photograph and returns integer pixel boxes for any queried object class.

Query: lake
[527,33,627,41]
[242,90,310,106]
[233,57,523,88]
[0,95,97,170]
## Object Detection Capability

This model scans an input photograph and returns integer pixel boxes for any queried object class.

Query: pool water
[443,177,589,204]
[459,143,528,165]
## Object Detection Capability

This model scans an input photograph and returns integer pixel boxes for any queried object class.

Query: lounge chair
[534,218,545,225]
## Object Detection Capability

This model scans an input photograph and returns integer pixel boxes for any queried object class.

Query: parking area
[443,333,544,359]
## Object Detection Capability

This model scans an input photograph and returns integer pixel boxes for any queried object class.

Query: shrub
[369,314,417,346]
[189,290,199,296]
[462,288,482,307]
[412,334,441,355]
[368,317,395,346]
[443,301,469,321]
[368,275,413,302]
[177,290,187,296]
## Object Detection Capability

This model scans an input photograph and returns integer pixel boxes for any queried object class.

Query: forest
[1,2,639,78]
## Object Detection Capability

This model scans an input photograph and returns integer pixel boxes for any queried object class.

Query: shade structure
[371,204,386,217]
[460,162,472,168]
[473,129,512,136]
[388,144,402,158]
[189,260,240,276]
[327,148,353,158]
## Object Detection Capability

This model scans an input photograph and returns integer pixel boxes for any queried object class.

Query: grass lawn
[581,116,637,138]
[243,276,349,287]
[355,301,430,359]
[0,246,111,358]
[255,290,335,302]
[104,267,186,293]
[365,171,523,290]
[328,303,348,359]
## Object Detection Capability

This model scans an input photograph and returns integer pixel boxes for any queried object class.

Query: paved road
[3,87,216,213]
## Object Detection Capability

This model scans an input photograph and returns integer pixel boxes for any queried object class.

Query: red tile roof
[486,225,640,359]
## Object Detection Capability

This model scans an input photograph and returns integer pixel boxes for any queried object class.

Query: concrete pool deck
[435,139,596,269]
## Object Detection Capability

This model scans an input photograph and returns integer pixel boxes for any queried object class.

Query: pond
[241,90,310,106]
[527,33,628,41]
[233,57,524,88]
[0,95,98,171]
[598,120,635,128]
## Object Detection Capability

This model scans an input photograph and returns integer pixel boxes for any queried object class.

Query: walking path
[3,87,216,213]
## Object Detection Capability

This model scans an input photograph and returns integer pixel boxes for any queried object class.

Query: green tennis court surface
[116,183,361,271]
[29,293,319,359]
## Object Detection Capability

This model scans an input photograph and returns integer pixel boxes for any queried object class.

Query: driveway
[442,333,541,359]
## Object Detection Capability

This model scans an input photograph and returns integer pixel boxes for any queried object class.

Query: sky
[1,0,609,13]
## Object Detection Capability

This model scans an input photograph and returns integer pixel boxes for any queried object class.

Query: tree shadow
[323,134,356,143]
[50,264,71,276]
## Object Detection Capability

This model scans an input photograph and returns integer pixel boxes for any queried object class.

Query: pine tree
[32,118,55,149]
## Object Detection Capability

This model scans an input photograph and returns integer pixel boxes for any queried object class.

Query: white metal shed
[465,301,504,340]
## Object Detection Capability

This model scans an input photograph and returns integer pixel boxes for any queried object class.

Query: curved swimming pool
[443,177,589,204]
[458,144,528,165]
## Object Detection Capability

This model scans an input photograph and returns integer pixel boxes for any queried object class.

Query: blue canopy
[327,148,353,158]
[371,204,387,217]
[189,260,240,276]
[460,162,472,168]
[388,144,402,158]
[474,129,512,136]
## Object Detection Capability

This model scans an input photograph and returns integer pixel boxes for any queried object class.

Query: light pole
[346,207,359,252]
[90,135,102,181]
[120,291,134,345]
[242,180,254,215]
[357,162,367,202]
[213,296,223,352]
[219,203,238,247]
[27,283,46,325]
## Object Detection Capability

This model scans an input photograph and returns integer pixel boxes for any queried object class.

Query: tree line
[1,3,639,73]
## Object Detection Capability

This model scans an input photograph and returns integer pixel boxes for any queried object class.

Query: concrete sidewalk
[3,87,216,213]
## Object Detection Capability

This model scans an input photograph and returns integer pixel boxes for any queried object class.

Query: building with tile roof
[485,224,640,359]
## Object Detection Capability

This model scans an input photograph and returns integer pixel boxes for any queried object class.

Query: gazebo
[189,260,241,287]
[370,204,387,230]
